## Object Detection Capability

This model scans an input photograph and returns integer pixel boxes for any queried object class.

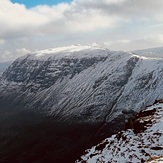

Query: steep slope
[0,45,135,119]
[1,45,163,124]
[77,100,163,163]
[0,45,163,162]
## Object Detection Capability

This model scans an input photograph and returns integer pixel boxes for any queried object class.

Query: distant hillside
[0,61,12,73]
[132,47,163,58]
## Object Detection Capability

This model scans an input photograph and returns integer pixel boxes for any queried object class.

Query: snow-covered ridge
[19,44,111,61]
[77,101,163,163]
[18,45,163,61]
[20,44,163,61]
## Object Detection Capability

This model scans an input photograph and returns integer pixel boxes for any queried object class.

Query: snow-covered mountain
[1,45,163,123]
[76,100,163,163]
[1,45,163,162]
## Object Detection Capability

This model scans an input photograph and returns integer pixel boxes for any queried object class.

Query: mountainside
[0,45,163,162]
[77,100,163,163]
[1,45,163,123]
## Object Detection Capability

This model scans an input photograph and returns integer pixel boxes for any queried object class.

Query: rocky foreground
[77,100,163,163]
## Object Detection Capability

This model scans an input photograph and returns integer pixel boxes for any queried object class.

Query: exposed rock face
[77,101,163,163]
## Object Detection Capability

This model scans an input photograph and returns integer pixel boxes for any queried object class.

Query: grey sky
[0,0,163,61]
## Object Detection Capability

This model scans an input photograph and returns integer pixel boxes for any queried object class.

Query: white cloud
[0,0,50,37]
[0,39,5,45]
[1,48,30,61]
[104,35,163,51]
[0,0,163,61]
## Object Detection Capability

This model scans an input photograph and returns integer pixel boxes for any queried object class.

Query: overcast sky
[0,0,163,61]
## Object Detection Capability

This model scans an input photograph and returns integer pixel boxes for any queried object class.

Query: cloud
[1,0,163,37]
[1,48,31,61]
[0,39,5,45]
[0,0,121,38]
[104,35,163,51]
[0,0,163,61]
[0,0,49,38]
